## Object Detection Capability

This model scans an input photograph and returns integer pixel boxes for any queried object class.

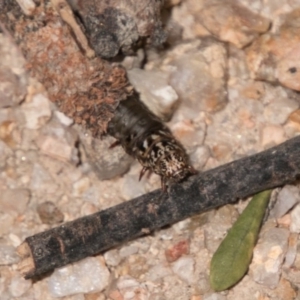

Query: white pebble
[290,203,300,233]
[22,93,51,129]
[104,249,121,267]
[119,245,139,258]
[54,111,74,126]
[9,274,32,297]
[0,244,19,265]
[250,227,289,288]
[171,256,195,285]
[273,185,300,218]
[48,257,110,297]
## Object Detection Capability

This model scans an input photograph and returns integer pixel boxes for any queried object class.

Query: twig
[17,136,300,278]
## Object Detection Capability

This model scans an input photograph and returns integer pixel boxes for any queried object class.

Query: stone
[80,133,133,181]
[263,87,299,125]
[37,201,64,225]
[0,213,14,236]
[171,120,206,151]
[104,249,121,267]
[119,245,139,258]
[250,227,289,288]
[116,276,149,300]
[8,274,32,298]
[189,147,209,172]
[168,38,228,115]
[171,255,195,285]
[246,9,300,92]
[260,125,286,149]
[72,177,91,197]
[227,275,264,300]
[54,111,74,126]
[0,244,19,265]
[272,185,300,218]
[203,293,227,300]
[0,35,28,107]
[197,0,270,48]
[145,264,172,282]
[165,240,189,263]
[121,173,147,200]
[30,163,58,194]
[22,93,52,129]
[290,203,300,233]
[36,118,79,164]
[284,232,298,268]
[127,68,179,121]
[48,257,110,297]
[0,188,30,214]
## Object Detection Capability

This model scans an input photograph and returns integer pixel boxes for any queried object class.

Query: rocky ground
[1,0,300,299]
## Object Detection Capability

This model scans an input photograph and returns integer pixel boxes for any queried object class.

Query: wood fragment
[17,136,300,278]
[0,0,132,136]
[51,0,95,58]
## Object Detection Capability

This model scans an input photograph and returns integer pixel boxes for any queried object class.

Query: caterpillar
[107,92,195,191]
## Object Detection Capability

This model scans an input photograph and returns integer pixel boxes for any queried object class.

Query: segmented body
[108,93,195,190]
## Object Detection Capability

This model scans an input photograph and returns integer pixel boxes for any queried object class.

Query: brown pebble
[165,240,189,262]
[37,201,64,225]
[289,109,300,125]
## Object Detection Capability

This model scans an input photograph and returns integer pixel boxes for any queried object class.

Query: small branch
[17,136,300,278]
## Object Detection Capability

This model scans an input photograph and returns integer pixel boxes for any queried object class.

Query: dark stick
[17,136,300,278]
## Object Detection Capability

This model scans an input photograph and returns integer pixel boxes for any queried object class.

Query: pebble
[284,232,298,268]
[226,275,263,300]
[189,145,211,170]
[0,244,19,265]
[246,8,300,91]
[121,173,147,200]
[260,125,286,149]
[80,133,133,181]
[0,188,30,214]
[250,227,289,288]
[168,38,228,115]
[8,273,32,298]
[104,249,121,267]
[0,35,27,107]
[171,120,205,151]
[36,135,76,164]
[22,93,52,129]
[48,257,110,297]
[119,245,139,258]
[197,0,270,48]
[127,68,179,121]
[290,203,300,233]
[171,255,195,285]
[30,162,58,194]
[165,240,189,263]
[54,110,74,126]
[145,264,172,282]
[203,293,227,300]
[0,213,14,236]
[263,87,299,125]
[272,185,300,218]
[116,276,149,300]
[37,201,64,225]
[72,177,91,197]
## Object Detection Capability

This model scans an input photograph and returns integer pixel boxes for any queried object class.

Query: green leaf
[209,190,272,292]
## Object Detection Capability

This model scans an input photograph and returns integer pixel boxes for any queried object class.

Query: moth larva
[108,93,195,190]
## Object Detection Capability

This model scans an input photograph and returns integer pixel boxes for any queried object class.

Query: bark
[0,0,132,136]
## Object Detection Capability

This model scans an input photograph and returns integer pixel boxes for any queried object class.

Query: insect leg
[139,166,149,181]
[109,140,121,149]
